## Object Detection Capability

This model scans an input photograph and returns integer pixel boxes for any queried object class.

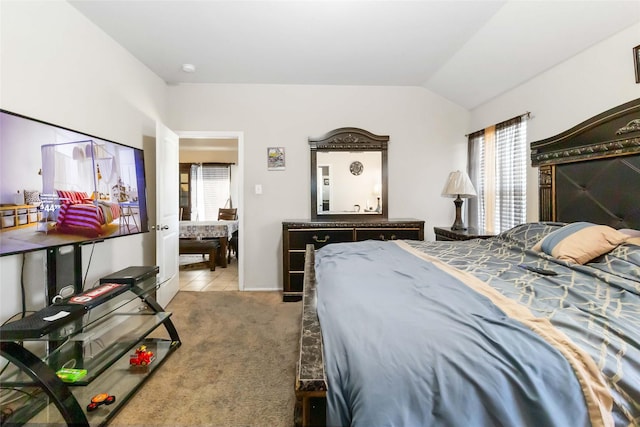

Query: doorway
[176,130,244,292]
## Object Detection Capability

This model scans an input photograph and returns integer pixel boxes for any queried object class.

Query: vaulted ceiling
[69,0,639,110]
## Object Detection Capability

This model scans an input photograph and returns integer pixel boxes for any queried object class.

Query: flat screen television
[0,109,149,257]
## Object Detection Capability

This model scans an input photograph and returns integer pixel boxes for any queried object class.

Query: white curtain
[41,145,56,195]
[190,163,231,221]
[191,164,205,221]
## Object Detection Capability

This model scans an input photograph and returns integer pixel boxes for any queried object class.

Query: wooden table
[179,220,239,267]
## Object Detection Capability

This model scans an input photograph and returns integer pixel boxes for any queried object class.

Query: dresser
[282,219,425,301]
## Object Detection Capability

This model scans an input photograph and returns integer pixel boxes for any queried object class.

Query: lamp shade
[441,170,477,198]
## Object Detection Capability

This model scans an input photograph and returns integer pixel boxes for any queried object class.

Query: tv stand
[0,270,181,426]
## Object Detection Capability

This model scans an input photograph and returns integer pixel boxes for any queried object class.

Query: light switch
[255,184,263,195]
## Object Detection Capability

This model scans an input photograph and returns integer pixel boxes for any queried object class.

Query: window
[189,163,231,221]
[468,115,527,233]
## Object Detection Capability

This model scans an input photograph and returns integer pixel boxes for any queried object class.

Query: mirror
[310,128,388,220]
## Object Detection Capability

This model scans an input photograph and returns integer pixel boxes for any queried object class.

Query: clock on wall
[349,161,364,176]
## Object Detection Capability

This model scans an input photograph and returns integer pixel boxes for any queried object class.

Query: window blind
[495,116,527,231]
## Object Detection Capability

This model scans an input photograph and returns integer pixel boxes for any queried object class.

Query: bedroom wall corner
[469,22,640,224]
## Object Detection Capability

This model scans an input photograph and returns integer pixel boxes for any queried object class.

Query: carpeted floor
[111,291,302,427]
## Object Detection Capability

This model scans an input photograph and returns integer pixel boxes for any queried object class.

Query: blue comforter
[315,223,640,427]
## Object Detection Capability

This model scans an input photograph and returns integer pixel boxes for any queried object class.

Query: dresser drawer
[288,272,304,293]
[355,228,422,241]
[289,251,306,271]
[288,229,353,250]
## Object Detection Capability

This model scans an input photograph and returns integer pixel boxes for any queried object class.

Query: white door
[155,122,180,307]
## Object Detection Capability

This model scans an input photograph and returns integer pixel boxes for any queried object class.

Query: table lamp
[441,170,476,230]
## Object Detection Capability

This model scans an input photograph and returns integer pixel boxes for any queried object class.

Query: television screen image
[0,110,149,257]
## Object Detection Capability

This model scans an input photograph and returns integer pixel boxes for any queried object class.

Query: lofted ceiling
[69,0,639,110]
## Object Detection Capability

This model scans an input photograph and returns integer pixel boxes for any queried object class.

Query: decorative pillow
[23,189,41,205]
[532,222,629,264]
[56,190,89,203]
[619,228,640,246]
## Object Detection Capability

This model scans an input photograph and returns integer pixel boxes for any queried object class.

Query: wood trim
[309,127,389,220]
[531,98,640,167]
[308,127,389,150]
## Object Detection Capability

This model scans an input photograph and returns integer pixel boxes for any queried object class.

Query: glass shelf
[2,312,174,387]
[4,339,179,426]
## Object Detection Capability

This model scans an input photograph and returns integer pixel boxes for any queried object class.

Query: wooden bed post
[538,165,554,222]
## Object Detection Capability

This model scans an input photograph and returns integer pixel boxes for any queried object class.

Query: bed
[295,98,640,427]
[55,190,121,237]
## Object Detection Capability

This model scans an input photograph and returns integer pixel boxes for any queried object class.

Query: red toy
[129,344,155,367]
[87,393,115,412]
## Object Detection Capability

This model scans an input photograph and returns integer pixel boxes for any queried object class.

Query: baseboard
[241,287,282,292]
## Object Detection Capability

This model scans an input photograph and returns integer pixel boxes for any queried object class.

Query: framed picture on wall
[267,147,285,171]
[634,45,640,83]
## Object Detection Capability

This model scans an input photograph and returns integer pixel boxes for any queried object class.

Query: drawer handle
[379,234,397,241]
[313,235,330,243]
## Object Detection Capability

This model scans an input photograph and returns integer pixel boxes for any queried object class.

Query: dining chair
[218,208,238,262]
[217,208,237,220]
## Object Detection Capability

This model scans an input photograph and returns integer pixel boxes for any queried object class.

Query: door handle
[151,225,170,231]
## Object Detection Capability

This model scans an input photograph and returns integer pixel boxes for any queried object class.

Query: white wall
[167,84,470,290]
[0,1,167,321]
[470,23,640,223]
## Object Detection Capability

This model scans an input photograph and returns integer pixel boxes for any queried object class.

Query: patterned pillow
[56,190,89,203]
[532,222,629,264]
[23,189,41,205]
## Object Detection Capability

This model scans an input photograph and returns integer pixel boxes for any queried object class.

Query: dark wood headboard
[530,98,640,229]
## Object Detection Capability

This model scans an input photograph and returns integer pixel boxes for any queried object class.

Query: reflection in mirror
[317,152,382,214]
[318,166,330,211]
[309,127,389,220]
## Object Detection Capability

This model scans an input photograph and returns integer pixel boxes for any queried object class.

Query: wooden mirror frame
[309,127,389,221]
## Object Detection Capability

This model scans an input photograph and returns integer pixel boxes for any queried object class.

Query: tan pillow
[532,222,629,264]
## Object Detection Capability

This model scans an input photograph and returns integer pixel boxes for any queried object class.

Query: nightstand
[434,226,496,241]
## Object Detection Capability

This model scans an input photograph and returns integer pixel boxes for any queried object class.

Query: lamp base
[450,196,467,231]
